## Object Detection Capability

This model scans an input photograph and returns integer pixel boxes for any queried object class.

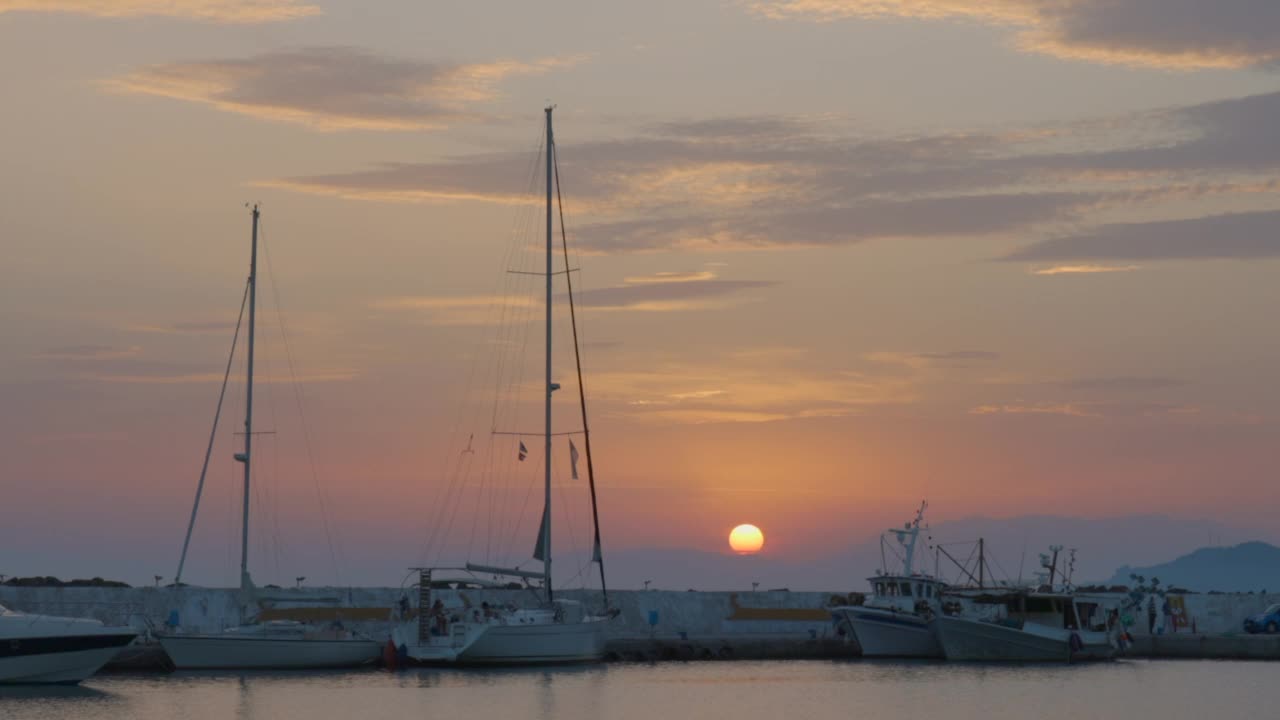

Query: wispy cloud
[371,295,536,326]
[0,0,319,23]
[970,403,1098,418]
[106,47,583,131]
[622,271,718,284]
[34,344,142,360]
[1031,264,1141,275]
[573,278,778,312]
[1006,210,1280,262]
[125,320,237,334]
[748,0,1280,69]
[867,350,1001,369]
[1056,376,1187,392]
[267,90,1280,259]
[594,358,916,424]
[93,369,357,384]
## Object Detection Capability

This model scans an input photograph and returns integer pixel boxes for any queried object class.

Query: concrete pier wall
[0,585,858,661]
[5,585,1280,662]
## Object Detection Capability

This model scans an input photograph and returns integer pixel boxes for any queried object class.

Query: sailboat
[157,206,382,670]
[830,503,947,658]
[393,107,613,664]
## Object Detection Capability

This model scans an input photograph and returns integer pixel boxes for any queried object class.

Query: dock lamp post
[752,582,760,592]
[295,576,306,589]
[154,575,163,587]
[643,580,651,591]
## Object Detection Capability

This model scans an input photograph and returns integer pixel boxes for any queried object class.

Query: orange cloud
[1031,264,1141,275]
[593,361,917,424]
[970,403,1098,417]
[622,271,718,284]
[105,47,584,131]
[92,369,357,384]
[0,0,319,23]
[371,295,537,326]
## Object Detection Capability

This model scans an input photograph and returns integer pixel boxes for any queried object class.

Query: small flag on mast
[569,439,580,480]
[518,441,528,461]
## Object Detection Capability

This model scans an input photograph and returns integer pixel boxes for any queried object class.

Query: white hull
[159,635,382,669]
[841,608,942,658]
[934,615,1115,662]
[397,618,606,665]
[0,642,134,685]
[460,618,606,664]
[0,606,137,685]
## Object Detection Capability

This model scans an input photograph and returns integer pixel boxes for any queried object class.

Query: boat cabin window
[900,582,911,596]
[925,585,933,598]
[875,582,886,596]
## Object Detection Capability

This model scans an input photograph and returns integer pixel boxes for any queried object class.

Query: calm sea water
[0,660,1269,720]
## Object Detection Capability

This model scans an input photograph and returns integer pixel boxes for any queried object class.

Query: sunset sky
[2,0,1279,590]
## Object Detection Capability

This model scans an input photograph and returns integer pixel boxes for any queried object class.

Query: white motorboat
[831,503,946,658]
[0,604,137,684]
[156,206,381,670]
[394,107,613,665]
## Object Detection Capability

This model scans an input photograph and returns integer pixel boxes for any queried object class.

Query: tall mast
[234,204,260,595]
[542,107,554,603]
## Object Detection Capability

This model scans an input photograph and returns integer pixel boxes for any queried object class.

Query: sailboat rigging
[394,106,613,664]
[157,206,381,669]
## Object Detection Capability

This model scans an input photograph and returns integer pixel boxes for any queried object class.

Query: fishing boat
[0,604,137,684]
[156,206,381,670]
[830,503,946,658]
[934,547,1120,662]
[393,106,613,665]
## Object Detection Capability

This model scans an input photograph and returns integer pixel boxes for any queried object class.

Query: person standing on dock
[1162,597,1174,634]
[1147,597,1157,634]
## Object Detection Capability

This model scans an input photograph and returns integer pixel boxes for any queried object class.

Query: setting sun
[729,524,765,554]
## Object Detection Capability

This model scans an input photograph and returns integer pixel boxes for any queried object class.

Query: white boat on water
[159,620,381,670]
[831,503,946,658]
[0,604,137,684]
[394,107,613,665]
[934,548,1120,662]
[934,590,1118,662]
[156,206,381,670]
[390,571,607,664]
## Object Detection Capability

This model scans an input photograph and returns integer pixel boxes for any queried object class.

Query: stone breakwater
[0,586,861,664]
[5,585,1280,663]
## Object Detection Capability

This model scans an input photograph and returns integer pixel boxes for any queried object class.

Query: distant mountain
[925,514,1256,586]
[1106,541,1280,592]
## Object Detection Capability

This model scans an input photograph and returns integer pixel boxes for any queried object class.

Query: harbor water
[1,659,1270,720]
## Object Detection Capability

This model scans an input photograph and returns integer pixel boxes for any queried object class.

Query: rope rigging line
[175,278,250,585]
[259,217,345,586]
[253,278,285,583]
[418,124,546,568]
[553,136,609,603]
